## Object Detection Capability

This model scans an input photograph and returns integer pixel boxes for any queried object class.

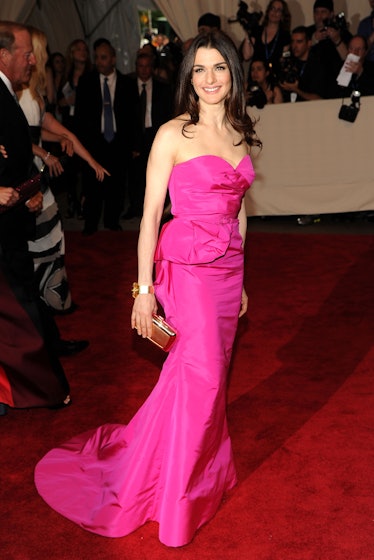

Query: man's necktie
[140,83,147,132]
[103,77,114,142]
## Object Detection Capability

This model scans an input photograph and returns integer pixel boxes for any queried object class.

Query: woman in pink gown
[35,31,261,547]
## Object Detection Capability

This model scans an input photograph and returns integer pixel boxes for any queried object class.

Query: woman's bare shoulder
[158,114,189,136]
[153,115,190,154]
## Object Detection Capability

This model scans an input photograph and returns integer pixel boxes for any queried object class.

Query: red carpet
[1,230,373,560]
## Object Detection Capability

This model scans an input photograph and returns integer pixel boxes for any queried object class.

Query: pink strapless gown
[34,155,255,547]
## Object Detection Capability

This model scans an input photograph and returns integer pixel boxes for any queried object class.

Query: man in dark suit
[74,39,137,234]
[123,50,173,219]
[0,21,71,414]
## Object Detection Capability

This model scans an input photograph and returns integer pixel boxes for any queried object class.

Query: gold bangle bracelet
[132,282,154,298]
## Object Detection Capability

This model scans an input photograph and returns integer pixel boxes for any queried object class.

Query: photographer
[307,0,352,98]
[341,35,374,97]
[280,26,326,102]
[197,12,221,34]
[247,57,283,107]
[241,1,291,81]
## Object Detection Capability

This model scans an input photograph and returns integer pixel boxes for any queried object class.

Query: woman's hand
[131,293,158,338]
[239,287,248,317]
[0,186,19,206]
[88,159,110,182]
[25,191,43,213]
[43,152,64,177]
[0,144,8,158]
[59,136,74,157]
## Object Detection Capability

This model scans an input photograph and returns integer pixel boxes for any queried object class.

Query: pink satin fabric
[35,155,255,547]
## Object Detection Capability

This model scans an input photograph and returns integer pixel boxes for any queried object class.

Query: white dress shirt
[137,78,152,128]
[100,71,117,133]
[0,71,17,100]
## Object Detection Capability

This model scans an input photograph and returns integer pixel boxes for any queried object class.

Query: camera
[338,90,361,123]
[228,1,262,36]
[279,51,299,83]
[246,82,267,109]
[323,11,348,32]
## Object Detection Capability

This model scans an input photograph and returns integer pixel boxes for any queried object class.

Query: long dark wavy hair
[263,0,291,33]
[174,31,261,149]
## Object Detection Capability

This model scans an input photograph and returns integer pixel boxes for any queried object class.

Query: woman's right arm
[273,85,283,104]
[131,122,177,339]
[241,36,255,61]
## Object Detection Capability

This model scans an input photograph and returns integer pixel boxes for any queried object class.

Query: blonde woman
[16,26,108,312]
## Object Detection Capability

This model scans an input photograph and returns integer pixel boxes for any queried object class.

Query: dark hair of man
[292,26,310,41]
[263,0,291,33]
[93,37,111,50]
[0,21,27,52]
[136,51,155,67]
[94,39,115,58]
[174,31,261,149]
[350,34,368,51]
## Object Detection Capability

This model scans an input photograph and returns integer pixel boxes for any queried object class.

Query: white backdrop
[246,96,374,216]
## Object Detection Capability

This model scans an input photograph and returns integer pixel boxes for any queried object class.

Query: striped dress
[19,88,72,312]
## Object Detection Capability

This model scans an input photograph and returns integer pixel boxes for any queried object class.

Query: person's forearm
[238,199,247,247]
[294,87,321,101]
[137,212,162,285]
[242,37,254,61]
[42,112,94,165]
[40,129,65,143]
[32,143,52,163]
[335,40,348,60]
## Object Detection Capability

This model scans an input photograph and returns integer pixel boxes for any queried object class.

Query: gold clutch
[148,314,177,351]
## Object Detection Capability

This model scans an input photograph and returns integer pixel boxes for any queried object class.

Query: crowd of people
[6,0,371,234]
[242,0,374,107]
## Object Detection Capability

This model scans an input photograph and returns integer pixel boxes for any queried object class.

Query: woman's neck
[267,21,279,31]
[74,60,86,76]
[198,103,227,129]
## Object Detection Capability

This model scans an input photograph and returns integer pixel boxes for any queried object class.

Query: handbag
[148,314,177,352]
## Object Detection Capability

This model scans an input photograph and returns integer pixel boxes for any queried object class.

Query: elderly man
[343,34,374,96]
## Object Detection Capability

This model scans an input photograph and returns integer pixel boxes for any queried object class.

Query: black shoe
[297,215,321,226]
[48,395,72,409]
[53,301,79,316]
[56,339,89,357]
[121,210,136,220]
[0,403,8,416]
[105,224,122,231]
[82,228,97,236]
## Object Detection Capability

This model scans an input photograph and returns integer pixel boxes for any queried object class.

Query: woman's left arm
[238,198,248,317]
[41,112,110,181]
